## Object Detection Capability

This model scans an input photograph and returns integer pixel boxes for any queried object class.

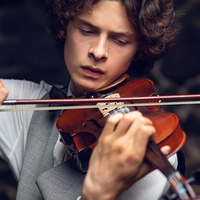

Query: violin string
[1,100,200,112]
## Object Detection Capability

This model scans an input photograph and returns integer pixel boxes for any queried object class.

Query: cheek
[65,36,88,63]
[64,36,77,57]
[111,43,138,67]
[112,52,134,72]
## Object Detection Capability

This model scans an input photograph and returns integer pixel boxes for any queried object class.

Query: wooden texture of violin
[56,78,186,158]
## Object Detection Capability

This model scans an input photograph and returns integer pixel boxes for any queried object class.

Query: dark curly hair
[45,0,176,75]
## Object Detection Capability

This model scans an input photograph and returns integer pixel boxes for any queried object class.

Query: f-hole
[130,101,138,110]
[82,120,103,129]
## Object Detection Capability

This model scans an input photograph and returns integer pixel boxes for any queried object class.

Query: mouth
[81,66,104,78]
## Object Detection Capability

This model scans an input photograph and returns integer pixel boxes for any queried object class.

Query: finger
[127,114,155,144]
[100,112,124,138]
[113,111,147,137]
[160,145,171,156]
[126,113,154,138]
[134,126,156,157]
[0,79,8,104]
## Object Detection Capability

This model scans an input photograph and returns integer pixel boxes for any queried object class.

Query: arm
[81,111,171,200]
[0,79,52,180]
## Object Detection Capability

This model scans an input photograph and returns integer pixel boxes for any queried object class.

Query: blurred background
[0,0,200,199]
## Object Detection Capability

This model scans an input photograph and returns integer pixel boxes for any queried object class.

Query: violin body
[56,78,186,158]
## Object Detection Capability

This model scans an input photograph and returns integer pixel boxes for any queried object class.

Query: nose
[88,36,109,61]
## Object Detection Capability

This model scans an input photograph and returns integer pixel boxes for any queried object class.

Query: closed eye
[79,28,95,35]
[113,37,128,46]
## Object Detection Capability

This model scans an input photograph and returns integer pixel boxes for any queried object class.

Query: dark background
[1,0,200,199]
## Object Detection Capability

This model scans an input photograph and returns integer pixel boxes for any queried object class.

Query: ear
[59,28,67,38]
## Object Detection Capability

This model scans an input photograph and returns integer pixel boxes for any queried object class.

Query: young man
[0,0,177,199]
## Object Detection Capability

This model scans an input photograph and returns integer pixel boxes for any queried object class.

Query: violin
[55,75,199,200]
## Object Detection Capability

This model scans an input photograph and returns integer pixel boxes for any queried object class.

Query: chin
[79,82,99,92]
[83,87,97,93]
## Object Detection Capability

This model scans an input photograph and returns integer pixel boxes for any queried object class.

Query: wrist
[81,175,118,200]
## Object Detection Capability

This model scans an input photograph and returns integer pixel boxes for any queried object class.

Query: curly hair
[45,0,176,75]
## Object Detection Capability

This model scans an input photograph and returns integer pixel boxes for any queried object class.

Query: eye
[79,28,95,35]
[113,38,128,46]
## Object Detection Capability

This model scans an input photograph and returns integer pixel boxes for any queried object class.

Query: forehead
[76,0,136,34]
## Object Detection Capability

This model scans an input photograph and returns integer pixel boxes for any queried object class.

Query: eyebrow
[75,17,136,38]
[76,18,97,29]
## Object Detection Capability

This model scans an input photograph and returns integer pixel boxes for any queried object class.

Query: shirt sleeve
[0,79,52,180]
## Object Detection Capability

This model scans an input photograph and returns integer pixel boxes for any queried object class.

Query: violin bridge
[97,93,124,117]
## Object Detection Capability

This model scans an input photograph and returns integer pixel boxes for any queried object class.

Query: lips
[81,66,104,78]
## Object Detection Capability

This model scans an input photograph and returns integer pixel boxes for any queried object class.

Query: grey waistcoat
[16,93,85,200]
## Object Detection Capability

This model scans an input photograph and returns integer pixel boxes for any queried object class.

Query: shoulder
[1,79,53,99]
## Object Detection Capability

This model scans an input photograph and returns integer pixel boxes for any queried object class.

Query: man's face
[62,0,138,97]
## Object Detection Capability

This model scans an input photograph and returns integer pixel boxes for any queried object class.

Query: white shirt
[0,79,178,200]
